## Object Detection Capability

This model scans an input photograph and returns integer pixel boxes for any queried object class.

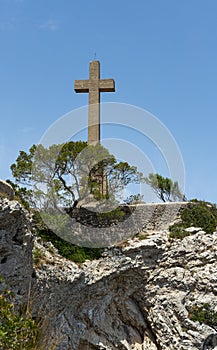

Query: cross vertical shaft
[88,61,100,144]
[74,61,115,144]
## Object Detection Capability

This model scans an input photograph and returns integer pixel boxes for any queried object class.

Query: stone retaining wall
[130,202,189,231]
[60,202,190,247]
[72,202,189,231]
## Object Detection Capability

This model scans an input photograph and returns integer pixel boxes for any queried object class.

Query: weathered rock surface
[0,180,14,200]
[1,197,217,349]
[34,232,217,349]
[0,198,33,304]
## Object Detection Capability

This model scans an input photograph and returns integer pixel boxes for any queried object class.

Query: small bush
[169,200,217,239]
[0,277,61,350]
[188,303,217,328]
[33,210,102,263]
[0,289,38,350]
[32,247,45,266]
[168,223,191,239]
[37,228,102,263]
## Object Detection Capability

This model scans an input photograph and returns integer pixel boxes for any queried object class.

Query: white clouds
[39,19,59,32]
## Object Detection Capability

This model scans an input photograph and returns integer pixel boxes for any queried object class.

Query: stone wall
[129,201,188,231]
[62,202,189,247]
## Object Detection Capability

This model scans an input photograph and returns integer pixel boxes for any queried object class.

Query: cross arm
[99,79,115,92]
[74,80,89,93]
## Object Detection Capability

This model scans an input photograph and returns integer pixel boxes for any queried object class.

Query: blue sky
[0,0,217,202]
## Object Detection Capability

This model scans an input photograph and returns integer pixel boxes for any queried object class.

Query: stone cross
[74,61,115,144]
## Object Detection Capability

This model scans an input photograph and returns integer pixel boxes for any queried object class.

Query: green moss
[169,200,217,239]
[138,233,148,240]
[188,303,217,328]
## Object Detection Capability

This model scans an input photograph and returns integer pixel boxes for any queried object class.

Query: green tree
[11,141,142,209]
[123,194,144,205]
[144,173,185,202]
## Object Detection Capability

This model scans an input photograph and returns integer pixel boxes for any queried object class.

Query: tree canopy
[144,173,185,202]
[11,141,143,209]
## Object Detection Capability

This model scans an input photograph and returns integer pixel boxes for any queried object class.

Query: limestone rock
[34,230,217,350]
[0,198,33,304]
[184,227,203,233]
[1,197,217,350]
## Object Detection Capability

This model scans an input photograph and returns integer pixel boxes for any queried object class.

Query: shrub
[169,223,191,239]
[32,211,102,263]
[32,247,45,266]
[0,278,60,350]
[0,288,38,350]
[37,228,102,263]
[169,200,217,239]
[188,303,217,328]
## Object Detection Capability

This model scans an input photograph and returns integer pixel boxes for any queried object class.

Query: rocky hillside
[0,198,32,304]
[1,197,217,350]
